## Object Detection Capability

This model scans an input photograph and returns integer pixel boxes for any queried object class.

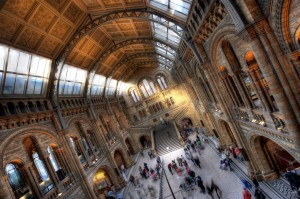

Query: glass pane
[134,89,140,101]
[4,73,16,94]
[34,77,43,94]
[66,82,74,94]
[59,80,64,94]
[27,76,36,94]
[131,91,137,102]
[37,58,46,77]
[60,67,68,80]
[140,86,148,97]
[150,82,157,93]
[14,75,27,94]
[17,52,30,74]
[7,49,19,72]
[73,83,81,95]
[0,45,8,70]
[30,56,39,76]
[161,76,167,88]
[158,78,163,89]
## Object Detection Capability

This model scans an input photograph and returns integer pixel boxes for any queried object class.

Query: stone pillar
[24,164,42,198]
[0,175,11,199]
[232,75,251,108]
[247,67,270,111]
[222,77,238,107]
[246,26,300,143]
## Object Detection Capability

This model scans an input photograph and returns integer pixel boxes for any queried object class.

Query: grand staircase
[154,124,182,156]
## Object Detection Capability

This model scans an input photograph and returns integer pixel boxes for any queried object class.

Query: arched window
[70,137,85,163]
[129,88,140,102]
[47,146,59,172]
[157,75,168,90]
[140,85,148,97]
[32,152,49,181]
[6,163,31,198]
[75,123,92,157]
[140,79,157,97]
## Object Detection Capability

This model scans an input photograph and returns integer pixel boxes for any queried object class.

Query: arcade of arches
[0,0,300,198]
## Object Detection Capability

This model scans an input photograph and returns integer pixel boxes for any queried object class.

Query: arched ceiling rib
[0,0,195,99]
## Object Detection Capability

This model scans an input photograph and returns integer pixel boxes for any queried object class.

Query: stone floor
[123,132,244,199]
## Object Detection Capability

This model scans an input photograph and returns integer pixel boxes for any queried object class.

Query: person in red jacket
[243,187,252,199]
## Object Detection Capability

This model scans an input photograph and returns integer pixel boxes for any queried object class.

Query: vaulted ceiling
[0,0,191,81]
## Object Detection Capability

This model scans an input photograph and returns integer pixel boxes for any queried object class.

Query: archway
[252,136,300,179]
[139,135,151,149]
[125,138,134,155]
[93,168,113,198]
[180,118,193,131]
[114,150,126,170]
[219,120,238,147]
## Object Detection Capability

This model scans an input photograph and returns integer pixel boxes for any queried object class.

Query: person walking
[177,156,182,166]
[194,156,201,169]
[129,175,136,186]
[243,187,252,199]
[242,179,252,190]
[254,188,266,199]
[168,163,173,175]
[252,177,259,188]
[196,176,206,193]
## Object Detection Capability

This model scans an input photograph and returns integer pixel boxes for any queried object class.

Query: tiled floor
[123,132,244,199]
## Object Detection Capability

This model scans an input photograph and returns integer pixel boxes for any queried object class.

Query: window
[47,146,59,172]
[107,79,118,96]
[157,75,168,90]
[6,163,30,198]
[140,79,157,97]
[152,22,181,46]
[149,0,192,20]
[70,137,86,163]
[59,64,87,95]
[0,44,51,96]
[129,88,141,102]
[33,152,49,181]
[91,74,106,96]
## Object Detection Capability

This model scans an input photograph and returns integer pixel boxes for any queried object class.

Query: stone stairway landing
[154,124,182,156]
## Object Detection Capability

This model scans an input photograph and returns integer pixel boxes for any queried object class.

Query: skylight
[152,22,181,47]
[149,0,192,20]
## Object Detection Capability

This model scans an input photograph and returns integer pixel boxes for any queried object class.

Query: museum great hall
[0,0,299,198]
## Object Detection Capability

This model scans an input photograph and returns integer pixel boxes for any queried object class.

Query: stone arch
[0,126,60,170]
[208,25,236,67]
[249,134,300,180]
[113,149,127,170]
[139,134,152,149]
[92,165,118,197]
[218,120,238,147]
[179,117,193,131]
[125,137,134,155]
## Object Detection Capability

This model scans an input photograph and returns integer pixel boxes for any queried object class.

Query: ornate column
[0,175,11,199]
[232,74,251,108]
[23,164,42,198]
[245,25,300,143]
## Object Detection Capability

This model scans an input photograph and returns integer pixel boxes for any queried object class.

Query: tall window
[32,152,49,181]
[5,163,30,198]
[91,74,106,96]
[140,79,157,97]
[149,0,192,19]
[129,88,140,102]
[0,44,51,96]
[157,75,168,90]
[70,137,85,163]
[59,64,87,95]
[107,79,118,96]
[47,146,59,172]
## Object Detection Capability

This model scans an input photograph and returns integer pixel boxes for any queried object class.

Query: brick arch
[218,119,238,147]
[113,148,130,169]
[208,26,236,70]
[0,126,60,170]
[249,133,300,180]
[90,164,119,187]
[66,116,95,130]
